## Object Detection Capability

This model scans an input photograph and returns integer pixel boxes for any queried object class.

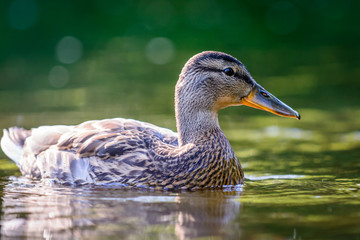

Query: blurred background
[0,1,360,239]
[0,0,359,144]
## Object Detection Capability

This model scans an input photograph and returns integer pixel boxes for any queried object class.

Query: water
[1,108,359,239]
[0,168,359,239]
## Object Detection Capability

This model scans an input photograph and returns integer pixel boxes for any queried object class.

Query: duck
[1,51,300,190]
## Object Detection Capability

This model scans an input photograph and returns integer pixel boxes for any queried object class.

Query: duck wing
[58,118,178,151]
[2,118,179,185]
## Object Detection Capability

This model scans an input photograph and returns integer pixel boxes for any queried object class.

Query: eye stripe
[242,75,253,84]
[198,66,222,72]
[198,66,253,84]
[234,72,252,84]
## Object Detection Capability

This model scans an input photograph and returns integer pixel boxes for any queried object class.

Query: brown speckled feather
[8,118,243,189]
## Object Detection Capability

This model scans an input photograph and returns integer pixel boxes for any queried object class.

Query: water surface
[1,108,359,239]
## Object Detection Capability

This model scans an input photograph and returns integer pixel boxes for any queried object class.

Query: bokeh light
[48,65,69,88]
[55,36,83,64]
[145,37,175,65]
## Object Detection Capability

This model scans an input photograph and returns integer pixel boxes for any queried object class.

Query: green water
[1,1,360,239]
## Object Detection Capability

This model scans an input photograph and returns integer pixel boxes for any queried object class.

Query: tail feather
[1,127,31,165]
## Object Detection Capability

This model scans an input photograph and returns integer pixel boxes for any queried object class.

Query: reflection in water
[0,178,242,239]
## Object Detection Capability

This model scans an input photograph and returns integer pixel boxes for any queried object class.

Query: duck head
[175,51,300,145]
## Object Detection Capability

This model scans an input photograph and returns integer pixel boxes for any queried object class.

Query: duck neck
[175,105,221,146]
[175,72,224,146]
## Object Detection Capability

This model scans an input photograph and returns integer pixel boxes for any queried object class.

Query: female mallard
[1,51,300,190]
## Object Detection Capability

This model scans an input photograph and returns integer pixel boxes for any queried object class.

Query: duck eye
[224,68,234,76]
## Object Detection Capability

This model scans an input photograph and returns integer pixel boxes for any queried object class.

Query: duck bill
[240,83,300,120]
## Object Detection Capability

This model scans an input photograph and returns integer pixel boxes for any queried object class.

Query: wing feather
[4,118,180,184]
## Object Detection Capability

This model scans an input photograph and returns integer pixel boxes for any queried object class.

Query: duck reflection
[0,179,242,239]
[174,190,242,239]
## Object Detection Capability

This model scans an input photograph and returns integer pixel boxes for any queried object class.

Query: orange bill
[240,84,300,120]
